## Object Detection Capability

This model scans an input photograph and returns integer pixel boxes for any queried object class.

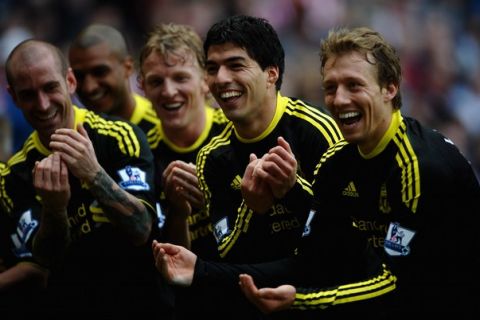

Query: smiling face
[69,42,133,116]
[140,48,208,133]
[8,44,76,147]
[205,42,278,134]
[322,51,397,153]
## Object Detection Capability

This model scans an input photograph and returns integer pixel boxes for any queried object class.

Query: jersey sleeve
[84,114,157,220]
[197,146,243,260]
[1,161,42,266]
[192,200,397,312]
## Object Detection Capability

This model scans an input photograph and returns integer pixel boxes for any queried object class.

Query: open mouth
[36,110,57,121]
[85,89,106,102]
[162,102,183,111]
[338,111,362,126]
[219,90,242,102]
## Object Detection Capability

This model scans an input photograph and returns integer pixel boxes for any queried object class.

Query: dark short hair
[204,15,285,91]
[69,24,129,61]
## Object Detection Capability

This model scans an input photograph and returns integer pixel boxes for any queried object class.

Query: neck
[117,94,136,120]
[163,108,206,148]
[235,91,277,140]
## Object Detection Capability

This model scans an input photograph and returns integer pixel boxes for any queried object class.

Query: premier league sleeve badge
[384,222,416,256]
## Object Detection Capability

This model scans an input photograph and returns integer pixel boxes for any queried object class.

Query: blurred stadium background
[1,0,479,178]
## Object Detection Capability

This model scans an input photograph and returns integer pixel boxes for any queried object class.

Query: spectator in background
[0,23,33,159]
[0,105,11,161]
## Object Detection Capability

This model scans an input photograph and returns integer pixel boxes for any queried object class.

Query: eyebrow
[206,56,247,65]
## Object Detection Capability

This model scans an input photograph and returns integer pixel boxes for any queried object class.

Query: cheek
[324,96,334,109]
[206,78,215,90]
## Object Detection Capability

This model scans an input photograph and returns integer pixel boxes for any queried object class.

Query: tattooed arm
[49,124,152,246]
[86,167,152,244]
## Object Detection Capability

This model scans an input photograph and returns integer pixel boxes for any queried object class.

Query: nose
[37,91,50,111]
[80,74,99,94]
[332,85,351,106]
[214,66,232,85]
[161,78,177,97]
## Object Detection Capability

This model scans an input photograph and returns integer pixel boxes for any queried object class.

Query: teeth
[163,102,182,110]
[220,91,241,99]
[37,111,56,120]
[88,90,105,101]
[339,111,360,119]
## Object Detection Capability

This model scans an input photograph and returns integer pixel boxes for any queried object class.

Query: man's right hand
[241,153,275,214]
[152,240,197,286]
[33,153,70,211]
[239,273,296,314]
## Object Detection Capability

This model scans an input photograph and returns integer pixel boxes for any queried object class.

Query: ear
[66,68,77,95]
[383,83,398,103]
[6,85,17,104]
[137,74,145,92]
[266,66,279,89]
[200,70,209,96]
[123,56,134,77]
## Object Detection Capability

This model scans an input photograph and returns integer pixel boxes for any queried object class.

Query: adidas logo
[230,175,242,190]
[342,181,359,197]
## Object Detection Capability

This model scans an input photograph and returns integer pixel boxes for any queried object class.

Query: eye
[73,70,85,82]
[229,63,243,70]
[174,75,190,83]
[147,77,163,87]
[91,66,110,78]
[323,84,336,95]
[44,82,60,93]
[206,64,218,75]
[347,81,360,90]
[18,90,35,101]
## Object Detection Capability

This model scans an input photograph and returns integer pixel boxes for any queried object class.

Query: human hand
[239,274,296,314]
[162,161,204,216]
[152,240,197,286]
[241,153,275,214]
[257,137,297,199]
[49,124,101,184]
[33,153,70,211]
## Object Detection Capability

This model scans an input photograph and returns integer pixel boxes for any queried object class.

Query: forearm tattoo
[89,168,151,242]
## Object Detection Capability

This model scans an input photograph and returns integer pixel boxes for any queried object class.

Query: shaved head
[5,39,68,88]
[69,24,129,60]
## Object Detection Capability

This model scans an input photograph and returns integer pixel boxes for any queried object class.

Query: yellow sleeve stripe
[393,122,420,213]
[1,137,38,213]
[146,125,162,149]
[84,111,141,158]
[312,140,348,179]
[218,201,253,258]
[196,123,234,217]
[217,176,311,257]
[285,100,343,146]
[297,175,313,196]
[292,264,396,310]
[4,136,36,170]
[0,170,12,213]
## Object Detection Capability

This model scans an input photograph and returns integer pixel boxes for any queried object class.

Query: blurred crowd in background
[1,0,479,178]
